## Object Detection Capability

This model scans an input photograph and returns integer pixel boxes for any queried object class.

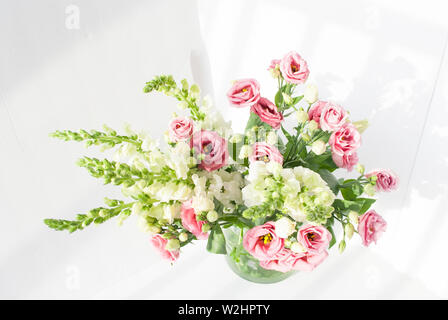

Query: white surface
[0,0,447,299]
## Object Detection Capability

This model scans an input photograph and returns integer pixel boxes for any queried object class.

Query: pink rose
[267,59,281,71]
[308,100,327,124]
[250,97,284,130]
[297,224,332,254]
[190,130,228,172]
[259,248,328,273]
[332,151,359,171]
[365,169,399,192]
[319,102,347,132]
[150,235,180,262]
[168,117,193,142]
[279,51,310,84]
[180,200,209,240]
[227,79,261,108]
[358,210,387,247]
[243,221,284,261]
[329,123,361,156]
[249,142,283,164]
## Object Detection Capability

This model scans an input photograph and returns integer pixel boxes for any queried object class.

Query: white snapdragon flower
[266,131,278,145]
[246,161,269,182]
[239,145,252,160]
[192,195,215,213]
[166,142,191,179]
[242,184,267,207]
[275,217,296,238]
[163,203,181,224]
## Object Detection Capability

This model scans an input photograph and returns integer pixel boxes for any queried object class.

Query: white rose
[304,84,318,104]
[311,140,326,155]
[274,217,296,238]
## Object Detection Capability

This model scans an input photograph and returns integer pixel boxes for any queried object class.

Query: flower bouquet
[45,51,398,283]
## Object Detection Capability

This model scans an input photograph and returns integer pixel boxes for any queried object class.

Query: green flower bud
[352,119,369,134]
[338,240,346,254]
[308,120,319,132]
[206,210,219,222]
[181,79,189,91]
[356,163,365,175]
[165,239,180,251]
[364,184,376,197]
[345,223,355,240]
[348,211,359,225]
[179,233,188,242]
[98,209,107,218]
[282,93,293,105]
[202,223,211,233]
[296,109,309,124]
[302,133,311,142]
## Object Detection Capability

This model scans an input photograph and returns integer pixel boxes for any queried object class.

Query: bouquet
[45,51,398,283]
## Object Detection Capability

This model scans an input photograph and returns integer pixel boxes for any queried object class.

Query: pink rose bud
[267,59,281,71]
[150,235,180,262]
[190,130,228,172]
[243,221,284,261]
[297,224,332,254]
[250,97,284,130]
[227,78,261,108]
[329,123,361,156]
[180,200,209,240]
[308,100,327,125]
[319,102,347,132]
[365,169,399,192]
[168,117,194,142]
[279,51,310,84]
[358,210,387,247]
[332,151,359,171]
[249,142,283,164]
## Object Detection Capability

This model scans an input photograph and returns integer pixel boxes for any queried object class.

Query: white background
[1,0,447,299]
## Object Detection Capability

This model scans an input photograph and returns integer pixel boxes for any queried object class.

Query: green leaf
[275,90,284,108]
[327,225,337,249]
[318,169,339,195]
[332,199,362,213]
[356,198,376,214]
[206,224,227,254]
[340,179,363,200]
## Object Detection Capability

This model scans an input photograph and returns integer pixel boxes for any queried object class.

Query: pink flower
[297,224,332,254]
[279,51,310,84]
[308,100,327,124]
[168,117,193,142]
[267,59,281,71]
[180,200,209,240]
[329,123,361,156]
[150,235,180,262]
[332,151,359,171]
[249,142,283,164]
[243,221,284,261]
[358,210,387,247]
[227,79,261,108]
[250,97,284,129]
[190,130,228,172]
[319,102,347,132]
[259,248,328,272]
[365,169,399,192]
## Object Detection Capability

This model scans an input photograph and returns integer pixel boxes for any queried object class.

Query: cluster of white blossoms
[242,161,335,225]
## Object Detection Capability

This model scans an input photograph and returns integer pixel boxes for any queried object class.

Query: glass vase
[222,226,296,284]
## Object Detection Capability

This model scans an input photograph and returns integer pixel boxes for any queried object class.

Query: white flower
[238,145,252,160]
[311,140,326,155]
[163,204,181,224]
[166,142,191,179]
[246,161,269,182]
[304,83,318,104]
[192,195,214,213]
[296,109,309,124]
[348,211,359,225]
[274,217,296,238]
[313,187,335,206]
[266,131,278,145]
[242,184,267,207]
[179,233,188,242]
[266,161,282,178]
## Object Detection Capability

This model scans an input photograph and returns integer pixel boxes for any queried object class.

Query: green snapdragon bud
[338,240,346,254]
[345,223,355,240]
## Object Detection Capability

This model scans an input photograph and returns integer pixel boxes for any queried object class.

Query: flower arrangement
[45,51,398,283]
